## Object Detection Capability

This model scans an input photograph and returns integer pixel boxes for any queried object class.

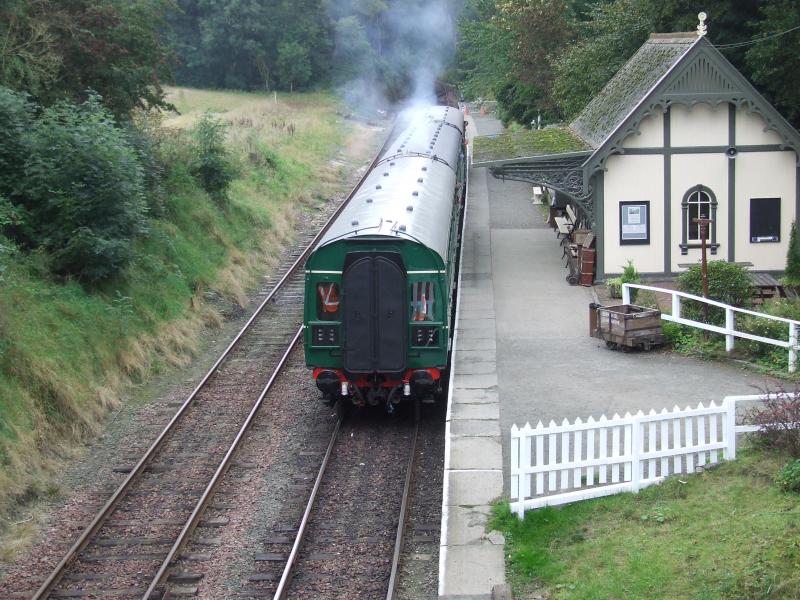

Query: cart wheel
[605,341,617,350]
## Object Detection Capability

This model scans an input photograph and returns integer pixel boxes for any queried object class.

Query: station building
[472,26,800,280]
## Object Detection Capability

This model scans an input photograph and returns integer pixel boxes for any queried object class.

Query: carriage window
[316,282,340,321]
[411,281,436,321]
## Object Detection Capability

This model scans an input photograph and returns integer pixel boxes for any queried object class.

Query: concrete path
[439,111,775,599]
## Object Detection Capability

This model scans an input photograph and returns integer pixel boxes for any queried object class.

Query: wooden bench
[554,204,577,240]
[750,272,785,304]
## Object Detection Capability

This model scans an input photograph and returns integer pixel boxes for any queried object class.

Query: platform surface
[439,111,775,599]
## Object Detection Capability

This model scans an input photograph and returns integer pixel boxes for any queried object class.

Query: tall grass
[0,89,367,541]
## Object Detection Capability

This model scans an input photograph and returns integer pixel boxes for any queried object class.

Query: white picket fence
[510,394,786,517]
[621,283,800,372]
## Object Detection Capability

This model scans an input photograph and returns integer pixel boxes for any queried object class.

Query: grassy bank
[0,89,373,533]
[493,448,800,598]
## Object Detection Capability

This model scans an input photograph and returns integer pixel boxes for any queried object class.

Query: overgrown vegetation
[0,88,360,534]
[492,447,800,599]
[472,125,589,162]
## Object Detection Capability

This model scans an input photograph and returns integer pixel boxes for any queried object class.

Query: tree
[276,42,312,93]
[169,0,331,92]
[0,0,176,118]
[745,0,800,128]
[786,221,800,284]
[0,0,61,97]
[332,16,376,86]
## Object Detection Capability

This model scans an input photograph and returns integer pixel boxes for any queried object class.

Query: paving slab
[449,437,502,470]
[439,545,505,598]
[451,402,500,421]
[449,419,502,437]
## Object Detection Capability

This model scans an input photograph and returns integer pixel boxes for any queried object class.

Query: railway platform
[439,111,774,599]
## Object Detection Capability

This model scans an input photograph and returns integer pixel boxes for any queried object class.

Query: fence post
[631,412,643,492]
[790,323,798,374]
[725,398,736,460]
[622,284,631,305]
[725,307,735,352]
[672,293,681,320]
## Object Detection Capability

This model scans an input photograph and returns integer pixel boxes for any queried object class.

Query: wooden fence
[622,283,800,372]
[510,394,787,517]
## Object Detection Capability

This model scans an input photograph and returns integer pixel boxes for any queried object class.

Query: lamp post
[694,217,712,324]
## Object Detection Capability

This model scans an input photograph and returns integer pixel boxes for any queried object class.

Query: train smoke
[328,1,462,113]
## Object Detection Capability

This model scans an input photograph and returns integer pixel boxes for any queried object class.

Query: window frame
[749,197,781,243]
[680,184,719,255]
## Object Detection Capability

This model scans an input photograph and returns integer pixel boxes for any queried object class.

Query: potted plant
[606,277,623,299]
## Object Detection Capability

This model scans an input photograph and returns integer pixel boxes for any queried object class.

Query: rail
[32,125,395,600]
[622,283,800,372]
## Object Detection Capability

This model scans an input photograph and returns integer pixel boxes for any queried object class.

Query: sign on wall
[620,201,650,245]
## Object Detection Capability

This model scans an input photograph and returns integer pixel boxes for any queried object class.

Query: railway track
[28,127,393,600]
[247,415,421,600]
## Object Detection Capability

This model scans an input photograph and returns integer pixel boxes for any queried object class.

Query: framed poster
[620,201,650,245]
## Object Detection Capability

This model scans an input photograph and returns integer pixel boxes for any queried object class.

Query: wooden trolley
[591,304,664,351]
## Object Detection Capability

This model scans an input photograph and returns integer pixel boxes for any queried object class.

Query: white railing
[510,394,793,518]
[622,283,800,372]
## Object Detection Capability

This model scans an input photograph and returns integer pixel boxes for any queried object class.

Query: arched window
[680,185,719,255]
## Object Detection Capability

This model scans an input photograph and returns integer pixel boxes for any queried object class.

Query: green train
[303,105,467,414]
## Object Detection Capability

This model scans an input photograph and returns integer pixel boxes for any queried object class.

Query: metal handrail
[621,283,800,372]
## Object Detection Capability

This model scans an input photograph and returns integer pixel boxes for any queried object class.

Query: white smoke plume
[328,0,463,114]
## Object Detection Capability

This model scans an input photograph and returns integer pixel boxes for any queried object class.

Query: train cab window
[316,282,340,321]
[411,281,435,321]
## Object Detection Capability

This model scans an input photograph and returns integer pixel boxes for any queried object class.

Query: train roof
[314,106,464,264]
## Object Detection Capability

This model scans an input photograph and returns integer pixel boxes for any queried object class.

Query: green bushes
[19,96,148,281]
[190,113,237,204]
[676,261,753,324]
[785,221,800,285]
[0,87,237,282]
[776,459,800,493]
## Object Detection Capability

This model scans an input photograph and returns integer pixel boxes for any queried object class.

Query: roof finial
[697,11,708,37]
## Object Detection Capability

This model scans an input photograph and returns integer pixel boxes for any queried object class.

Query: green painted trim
[664,107,671,274]
[728,104,736,262]
[584,38,800,179]
[595,172,605,280]
[620,144,785,155]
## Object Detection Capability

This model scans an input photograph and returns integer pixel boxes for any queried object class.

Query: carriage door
[342,254,407,373]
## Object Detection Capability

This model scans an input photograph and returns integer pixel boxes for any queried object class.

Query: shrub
[14,95,147,282]
[0,86,33,197]
[620,260,640,303]
[124,113,168,218]
[738,299,800,366]
[785,221,800,285]
[677,261,753,325]
[190,113,236,204]
[775,459,800,493]
[747,388,800,458]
